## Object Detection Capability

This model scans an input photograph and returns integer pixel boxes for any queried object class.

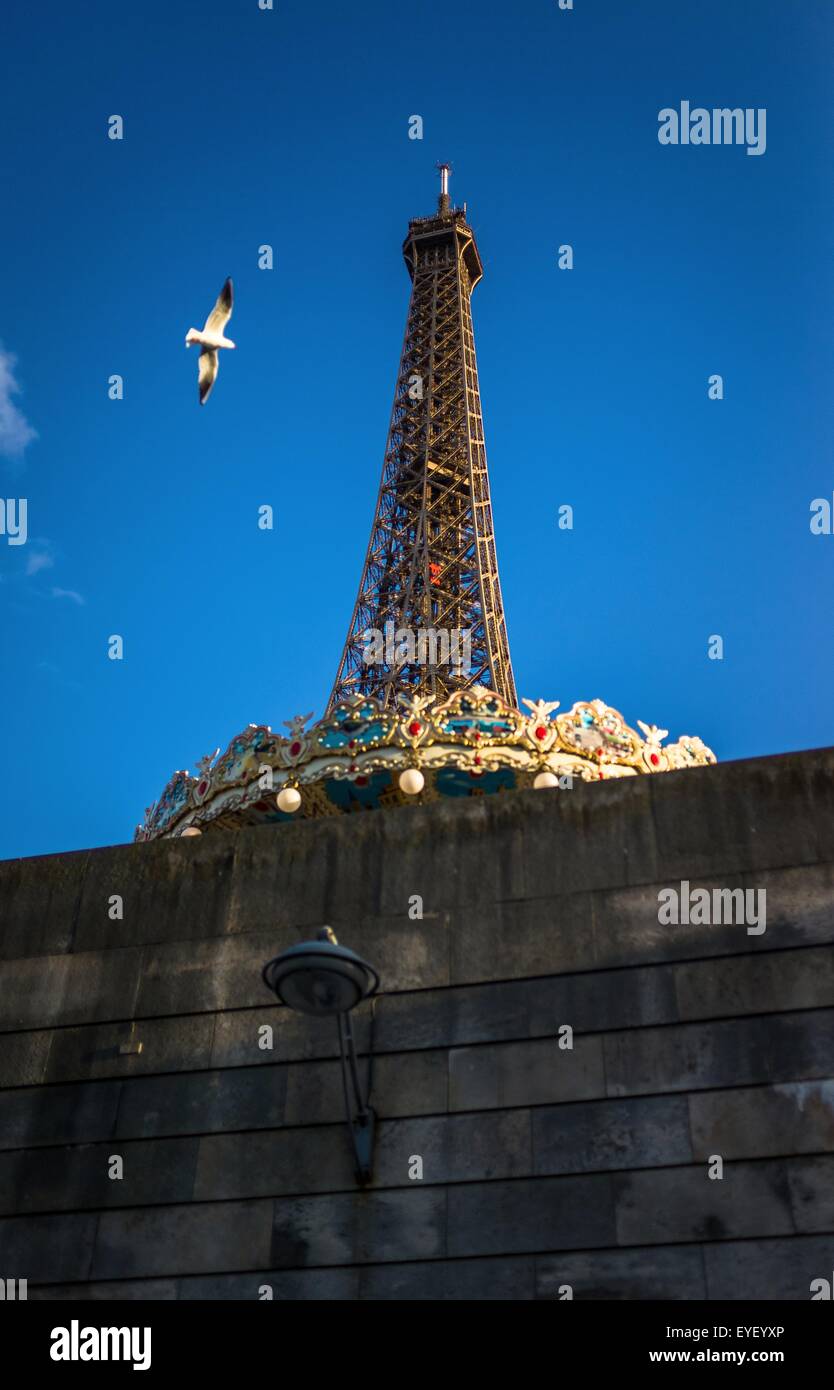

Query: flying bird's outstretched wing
[198,348,219,406]
[203,277,233,335]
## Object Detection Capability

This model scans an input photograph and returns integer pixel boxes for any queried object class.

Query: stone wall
[0,749,833,1299]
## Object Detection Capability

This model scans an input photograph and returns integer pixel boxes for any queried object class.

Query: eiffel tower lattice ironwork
[328,167,518,713]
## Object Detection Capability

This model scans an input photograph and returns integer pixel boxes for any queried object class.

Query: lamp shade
[262,937,379,1016]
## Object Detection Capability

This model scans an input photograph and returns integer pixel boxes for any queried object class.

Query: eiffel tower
[328,167,518,713]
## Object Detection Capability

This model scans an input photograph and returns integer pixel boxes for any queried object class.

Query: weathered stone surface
[73,835,238,953]
[649,750,834,879]
[0,1079,121,1151]
[115,1066,287,1140]
[536,1244,706,1300]
[0,747,832,1298]
[179,1269,361,1300]
[449,1035,605,1110]
[704,1234,834,1300]
[447,1174,617,1256]
[0,849,88,960]
[534,1094,691,1175]
[44,1014,216,1084]
[283,1048,447,1126]
[614,1160,794,1245]
[451,896,595,984]
[0,1212,97,1283]
[271,1187,445,1267]
[374,1110,531,1186]
[379,959,677,1050]
[360,1255,534,1300]
[0,1030,52,1088]
[787,1155,834,1232]
[195,1125,355,1201]
[604,1009,834,1097]
[591,867,834,971]
[31,1278,178,1300]
[690,1082,834,1161]
[0,946,142,1031]
[674,946,834,1021]
[93,1199,272,1279]
[0,1136,200,1216]
[136,932,285,1016]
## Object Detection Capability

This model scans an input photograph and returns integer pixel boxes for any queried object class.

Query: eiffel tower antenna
[327,174,517,713]
[437,160,452,213]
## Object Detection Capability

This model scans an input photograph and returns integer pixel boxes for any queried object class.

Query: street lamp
[262,928,380,1184]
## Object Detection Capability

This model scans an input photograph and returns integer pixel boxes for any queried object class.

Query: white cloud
[26,549,54,576]
[0,345,37,461]
[51,587,85,606]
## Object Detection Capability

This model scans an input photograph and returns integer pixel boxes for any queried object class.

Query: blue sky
[1,0,832,858]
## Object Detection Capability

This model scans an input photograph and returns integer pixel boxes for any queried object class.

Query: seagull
[185,278,235,405]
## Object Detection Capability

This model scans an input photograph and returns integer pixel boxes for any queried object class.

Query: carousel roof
[135,687,716,841]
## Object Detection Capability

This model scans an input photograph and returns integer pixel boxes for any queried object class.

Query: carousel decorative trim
[135,689,716,841]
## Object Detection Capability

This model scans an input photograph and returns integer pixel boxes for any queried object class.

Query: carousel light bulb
[534,771,559,790]
[399,768,425,796]
[276,787,302,814]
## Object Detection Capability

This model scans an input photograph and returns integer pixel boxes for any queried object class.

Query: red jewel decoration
[290,742,301,756]
[349,740,356,749]
[473,731,481,740]
[197,780,208,796]
[535,726,547,741]
[408,721,422,736]
[650,752,660,766]
[349,763,358,773]
[356,776,368,787]
[474,755,481,765]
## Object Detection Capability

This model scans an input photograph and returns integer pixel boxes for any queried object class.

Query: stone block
[74,835,237,952]
[284,1048,447,1126]
[178,1268,361,1300]
[690,1082,834,1161]
[0,1212,96,1283]
[271,1187,445,1267]
[788,1155,834,1232]
[450,1035,605,1111]
[614,1160,794,1245]
[0,1029,52,1087]
[450,896,595,986]
[93,1199,273,1279]
[115,1066,287,1140]
[604,1010,834,1097]
[44,1014,216,1085]
[675,946,834,1021]
[375,1110,531,1186]
[0,947,142,1031]
[0,1079,121,1150]
[0,1136,199,1215]
[360,1255,534,1300]
[536,1243,706,1300]
[534,1094,691,1175]
[0,849,88,960]
[649,752,833,880]
[447,1173,616,1257]
[704,1234,834,1300]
